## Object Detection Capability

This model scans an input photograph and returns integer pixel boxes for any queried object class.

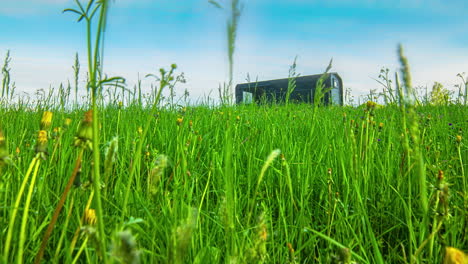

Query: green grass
[0,102,467,263]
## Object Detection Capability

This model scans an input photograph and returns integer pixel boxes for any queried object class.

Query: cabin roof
[235,72,341,90]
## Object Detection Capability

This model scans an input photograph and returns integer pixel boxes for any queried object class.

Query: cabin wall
[235,73,343,105]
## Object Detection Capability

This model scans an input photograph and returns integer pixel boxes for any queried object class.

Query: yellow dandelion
[176,117,183,126]
[64,118,72,128]
[366,101,377,110]
[16,147,20,155]
[0,130,5,145]
[40,111,53,130]
[444,247,468,264]
[456,135,462,143]
[84,208,97,225]
[189,120,193,127]
[38,130,48,144]
[379,122,384,128]
[35,130,49,155]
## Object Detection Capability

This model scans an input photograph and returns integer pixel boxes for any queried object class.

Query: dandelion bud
[35,130,49,155]
[287,243,295,263]
[84,208,97,225]
[63,118,72,128]
[0,129,10,166]
[40,111,53,130]
[74,110,93,149]
[456,135,462,143]
[438,170,444,181]
[176,117,183,126]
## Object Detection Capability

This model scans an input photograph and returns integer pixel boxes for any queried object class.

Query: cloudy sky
[0,0,467,104]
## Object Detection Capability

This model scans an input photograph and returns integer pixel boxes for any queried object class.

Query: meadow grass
[0,101,467,263]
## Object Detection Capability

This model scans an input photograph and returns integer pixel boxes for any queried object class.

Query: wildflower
[74,110,93,149]
[456,135,462,143]
[35,130,49,156]
[40,111,53,130]
[137,127,143,135]
[84,208,97,225]
[63,118,72,129]
[444,247,468,264]
[189,120,193,128]
[0,129,10,166]
[236,115,241,121]
[366,101,377,110]
[118,101,123,108]
[287,243,295,263]
[176,117,183,126]
[438,170,444,181]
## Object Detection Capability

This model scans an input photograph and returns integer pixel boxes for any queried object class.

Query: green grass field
[1,102,467,263]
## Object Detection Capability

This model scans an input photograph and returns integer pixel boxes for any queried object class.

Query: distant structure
[235,73,343,105]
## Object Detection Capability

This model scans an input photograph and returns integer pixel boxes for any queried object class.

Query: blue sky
[0,0,467,103]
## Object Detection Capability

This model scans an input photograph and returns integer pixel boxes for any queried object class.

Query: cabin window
[243,91,253,104]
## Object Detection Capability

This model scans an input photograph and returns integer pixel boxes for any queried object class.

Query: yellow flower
[38,130,48,144]
[176,117,183,126]
[40,111,53,130]
[84,208,97,225]
[456,135,462,143]
[444,247,468,264]
[366,101,377,109]
[64,118,72,128]
[0,129,5,145]
[35,130,49,155]
[379,122,384,128]
[137,127,143,135]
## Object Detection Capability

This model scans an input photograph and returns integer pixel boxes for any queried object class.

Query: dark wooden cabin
[235,73,343,105]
